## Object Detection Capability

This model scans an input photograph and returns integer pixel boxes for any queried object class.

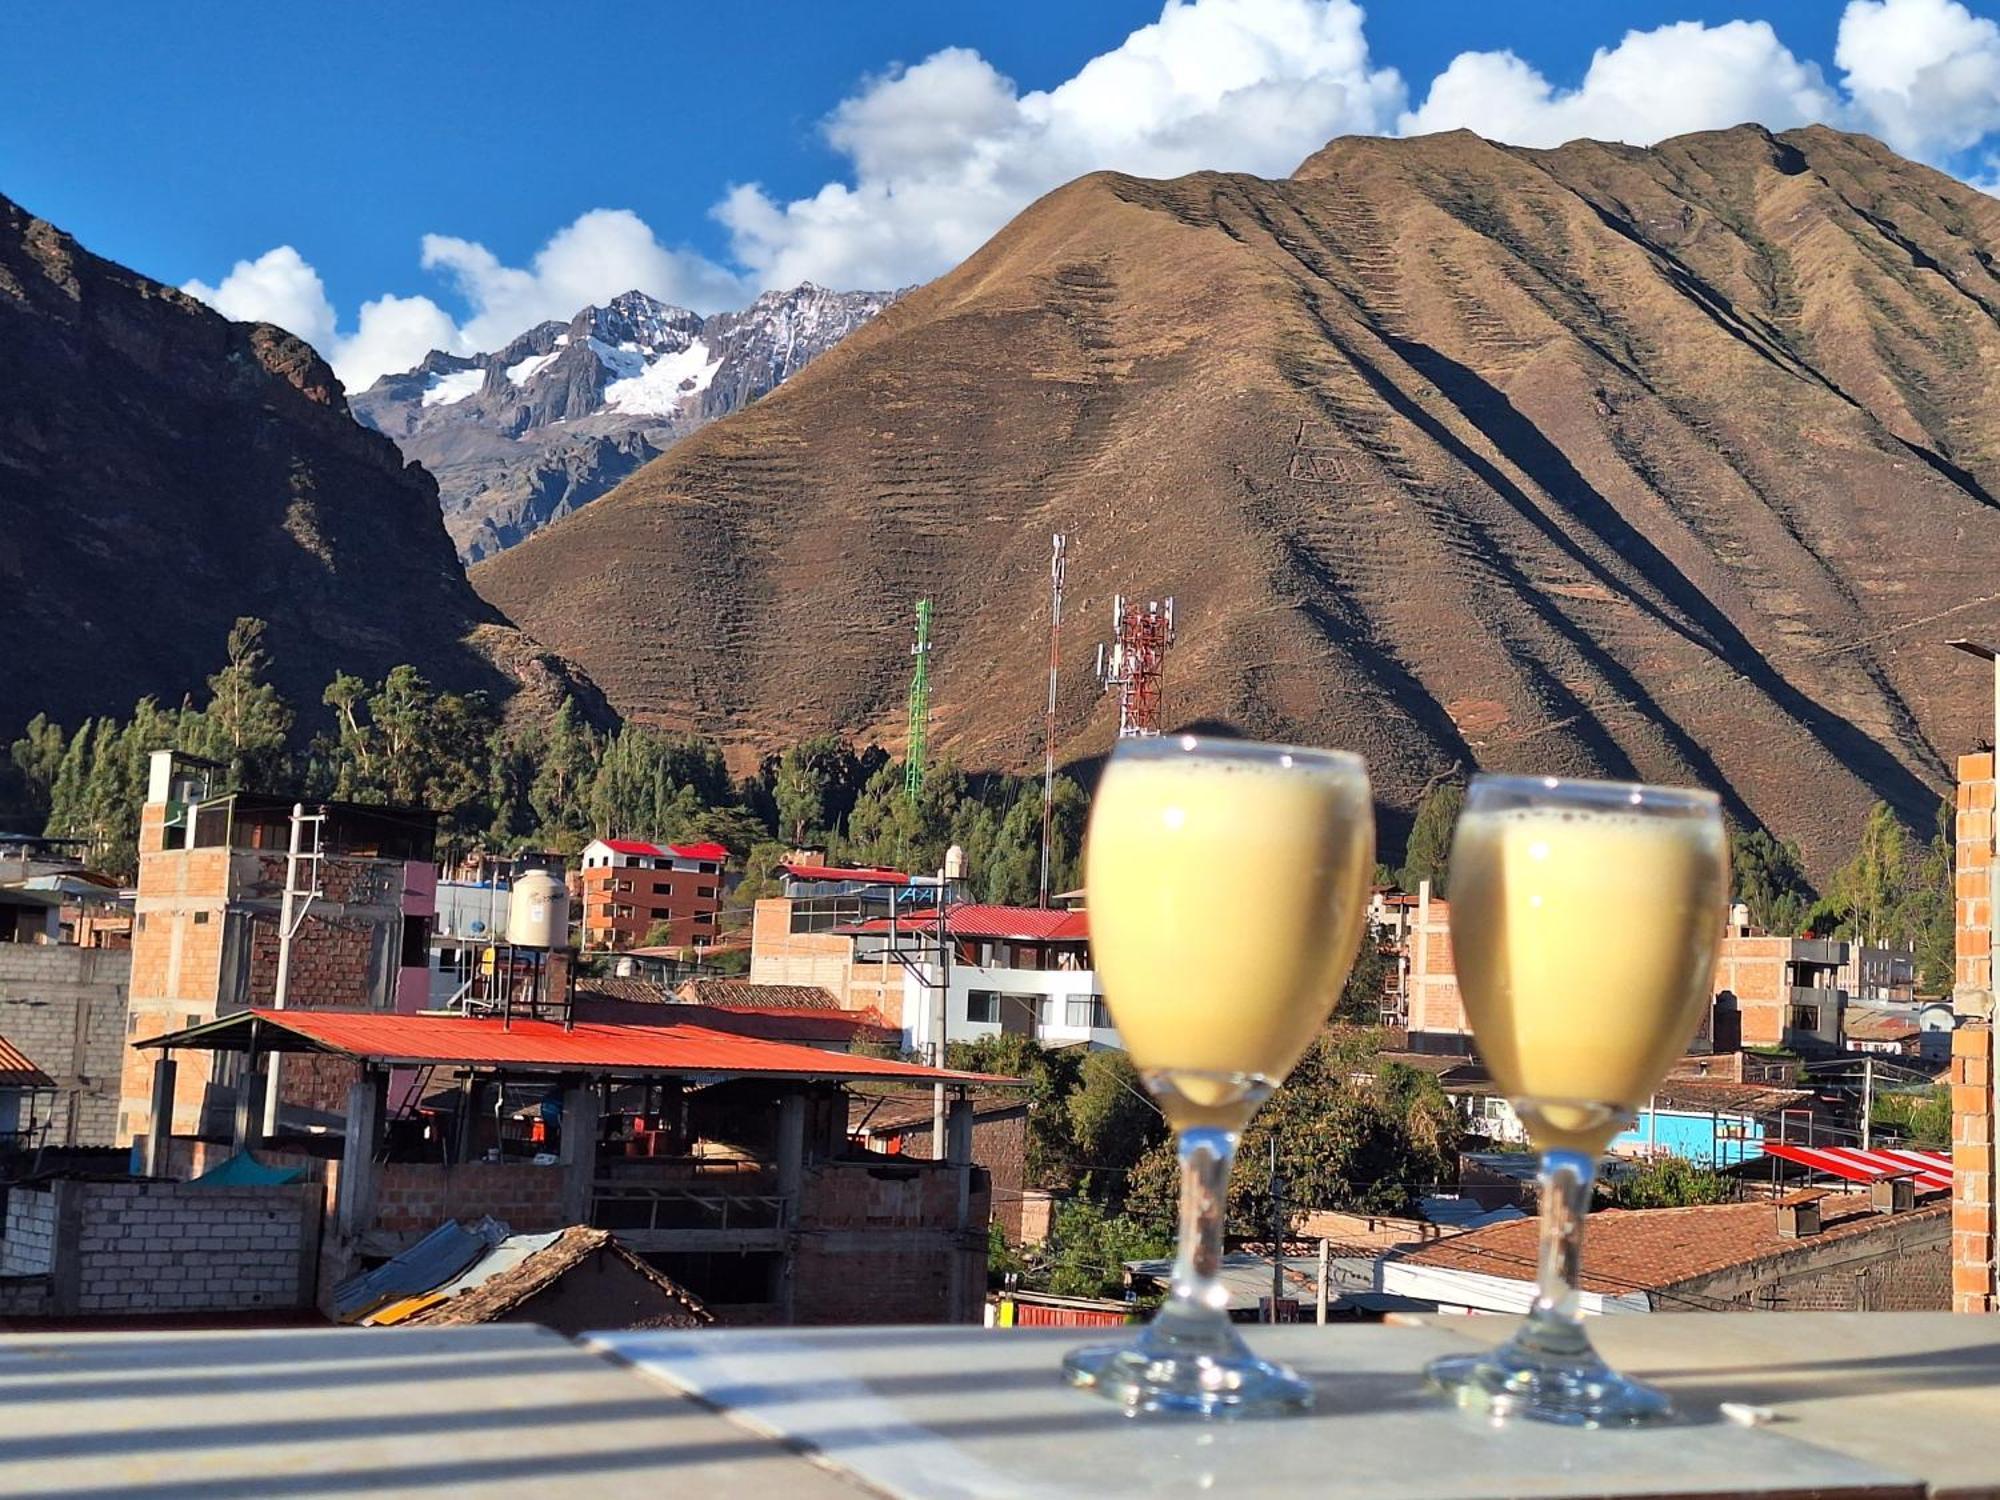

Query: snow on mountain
[351,285,894,561]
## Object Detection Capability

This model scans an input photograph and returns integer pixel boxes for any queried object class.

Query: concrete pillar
[558,1081,600,1226]
[142,1057,177,1178]
[946,1094,974,1166]
[232,1070,266,1153]
[776,1091,807,1201]
[335,1068,387,1239]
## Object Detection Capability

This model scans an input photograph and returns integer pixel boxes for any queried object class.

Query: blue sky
[4,0,1995,385]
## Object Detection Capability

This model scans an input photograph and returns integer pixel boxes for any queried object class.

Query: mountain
[471,125,2000,872]
[0,191,598,743]
[352,285,892,560]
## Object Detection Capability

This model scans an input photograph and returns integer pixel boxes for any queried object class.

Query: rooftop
[838,903,1090,943]
[678,979,841,1010]
[1393,1192,1946,1295]
[593,838,727,862]
[1648,1079,1814,1115]
[139,1007,1008,1086]
[0,1033,53,1090]
[779,861,910,885]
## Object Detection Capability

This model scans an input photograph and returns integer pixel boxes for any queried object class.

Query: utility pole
[1038,534,1066,909]
[1316,1237,1330,1326]
[1862,1053,1875,1151]
[931,845,963,1159]
[1268,1133,1284,1323]
[263,803,325,1138]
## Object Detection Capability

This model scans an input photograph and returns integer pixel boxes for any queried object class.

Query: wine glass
[1063,735,1373,1417]
[1425,773,1728,1427]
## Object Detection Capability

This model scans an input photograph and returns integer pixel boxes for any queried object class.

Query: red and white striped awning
[1758,1142,1952,1194]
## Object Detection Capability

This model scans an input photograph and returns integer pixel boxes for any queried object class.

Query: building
[1844,1003,1955,1060]
[1381,1190,1949,1313]
[1607,1078,1818,1167]
[850,1089,1042,1242]
[1404,882,1469,1052]
[1712,929,1848,1054]
[119,750,438,1145]
[1841,945,1918,1004]
[576,839,726,952]
[128,1005,1007,1325]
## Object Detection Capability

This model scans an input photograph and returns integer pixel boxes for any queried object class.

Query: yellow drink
[1084,738,1373,1130]
[1448,788,1729,1152]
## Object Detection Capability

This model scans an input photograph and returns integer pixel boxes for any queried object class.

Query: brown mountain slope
[472,125,2000,870]
[0,193,596,740]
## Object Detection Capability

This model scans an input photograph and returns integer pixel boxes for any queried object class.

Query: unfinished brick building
[119,751,436,1146]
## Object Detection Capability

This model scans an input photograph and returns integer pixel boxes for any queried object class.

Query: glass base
[1426,1348,1673,1428]
[1064,1331,1313,1418]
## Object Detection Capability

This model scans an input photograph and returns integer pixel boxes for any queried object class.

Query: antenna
[1097,594,1177,738]
[1038,535,1067,908]
[906,599,932,804]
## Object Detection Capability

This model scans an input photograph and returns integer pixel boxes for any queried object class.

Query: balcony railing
[590,1183,791,1235]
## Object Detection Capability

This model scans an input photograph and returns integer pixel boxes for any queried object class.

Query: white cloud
[183,246,337,353]
[1399,20,1839,147]
[717,0,1406,291]
[1838,0,2000,156]
[188,0,2000,383]
[183,210,743,390]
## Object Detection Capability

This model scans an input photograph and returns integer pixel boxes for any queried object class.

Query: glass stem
[1152,1126,1239,1342]
[1511,1149,1597,1362]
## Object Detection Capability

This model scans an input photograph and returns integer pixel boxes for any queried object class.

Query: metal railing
[589,1183,791,1235]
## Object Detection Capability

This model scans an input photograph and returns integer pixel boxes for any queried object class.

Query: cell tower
[906,599,932,803]
[1038,535,1067,908]
[1095,595,1176,738]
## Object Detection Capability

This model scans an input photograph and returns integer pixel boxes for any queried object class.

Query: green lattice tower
[906,599,932,803]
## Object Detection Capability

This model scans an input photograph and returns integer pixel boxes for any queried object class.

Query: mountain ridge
[352,283,893,560]
[0,189,600,743]
[470,123,2000,872]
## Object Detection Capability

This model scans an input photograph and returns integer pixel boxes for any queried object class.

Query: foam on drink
[1084,741,1373,1130]
[1448,797,1728,1152]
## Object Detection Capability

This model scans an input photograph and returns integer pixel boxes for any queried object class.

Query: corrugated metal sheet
[418,1229,565,1306]
[1758,1142,1952,1193]
[333,1221,494,1324]
[148,1008,1012,1084]
[0,1034,52,1090]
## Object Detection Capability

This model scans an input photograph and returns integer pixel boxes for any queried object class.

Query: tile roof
[141,1008,1014,1086]
[1649,1079,1814,1116]
[574,975,674,1006]
[403,1226,708,1329]
[849,1088,1029,1132]
[0,1034,52,1090]
[678,980,841,1010]
[1394,1193,1946,1294]
[780,863,910,885]
[1843,1010,1923,1042]
[596,838,727,862]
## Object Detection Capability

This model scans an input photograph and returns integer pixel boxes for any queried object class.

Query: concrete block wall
[55,1180,319,1315]
[0,1188,55,1274]
[0,946,130,1146]
[370,1161,568,1235]
[790,1161,991,1325]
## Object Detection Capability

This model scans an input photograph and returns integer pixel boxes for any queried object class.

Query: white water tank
[509,870,569,949]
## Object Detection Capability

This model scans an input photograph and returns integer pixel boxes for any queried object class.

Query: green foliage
[184,617,293,791]
[1064,1049,1168,1203]
[1605,1157,1734,1209]
[1400,780,1464,896]
[1334,923,1394,1024]
[1729,827,1815,936]
[947,1035,1085,1189]
[1871,1083,1951,1149]
[1124,1029,1462,1234]
[315,665,497,846]
[839,760,1088,902]
[1040,1198,1171,1299]
[1804,799,1954,994]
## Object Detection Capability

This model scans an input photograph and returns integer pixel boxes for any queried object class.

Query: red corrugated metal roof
[0,1034,52,1090]
[839,904,1089,943]
[780,863,911,886]
[147,1008,1007,1085]
[1758,1142,1952,1194]
[598,838,726,862]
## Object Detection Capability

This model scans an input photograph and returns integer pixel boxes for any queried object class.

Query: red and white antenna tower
[1095,595,1176,738]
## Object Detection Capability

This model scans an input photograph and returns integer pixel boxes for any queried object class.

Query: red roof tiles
[0,1035,52,1090]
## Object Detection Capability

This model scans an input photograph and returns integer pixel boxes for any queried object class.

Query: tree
[1335,923,1393,1024]
[1064,1049,1167,1203]
[947,1035,1085,1190]
[1825,802,1915,949]
[1729,827,1815,935]
[189,617,292,788]
[1871,1082,1950,1149]
[1039,1199,1172,1299]
[1400,779,1464,896]
[1124,1029,1461,1233]
[1605,1157,1733,1209]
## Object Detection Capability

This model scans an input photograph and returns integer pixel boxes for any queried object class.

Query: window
[400,915,428,967]
[1065,995,1111,1030]
[1790,1004,1820,1032]
[966,990,1000,1024]
[193,911,210,926]
[697,885,717,899]
[615,878,634,894]
[653,881,673,897]
[135,913,147,931]
[695,912,714,924]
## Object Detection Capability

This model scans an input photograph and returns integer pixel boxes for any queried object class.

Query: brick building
[1952,750,1995,1313]
[1383,1192,1950,1313]
[119,751,437,1146]
[850,1091,1043,1243]
[576,839,726,952]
